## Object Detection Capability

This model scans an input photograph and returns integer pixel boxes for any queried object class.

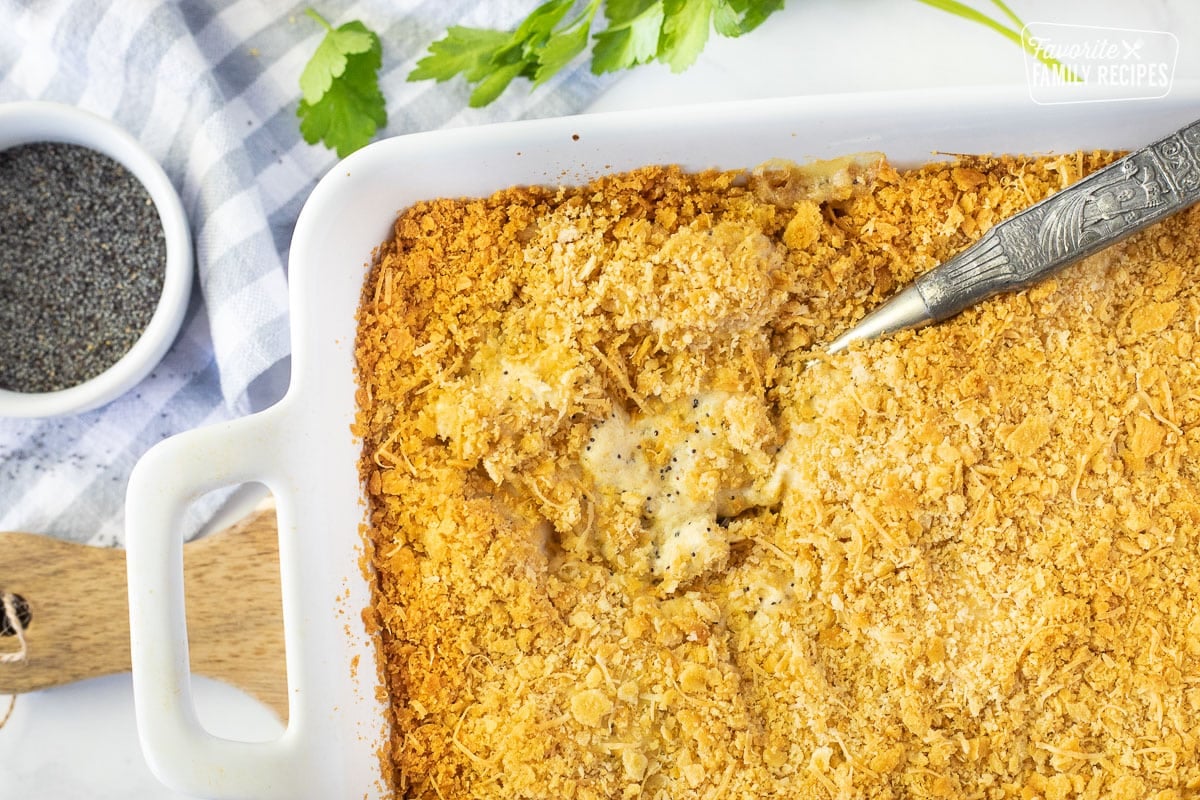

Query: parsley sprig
[409,0,784,108]
[297,9,387,158]
[296,1,1082,158]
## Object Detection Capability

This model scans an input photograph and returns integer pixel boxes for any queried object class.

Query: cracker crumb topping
[356,152,1200,799]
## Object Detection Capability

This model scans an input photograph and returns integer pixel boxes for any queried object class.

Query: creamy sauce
[582,391,784,592]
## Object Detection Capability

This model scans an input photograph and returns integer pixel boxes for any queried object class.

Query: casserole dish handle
[126,407,307,799]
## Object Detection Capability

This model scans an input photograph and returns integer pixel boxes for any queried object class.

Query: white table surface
[3,1,1199,797]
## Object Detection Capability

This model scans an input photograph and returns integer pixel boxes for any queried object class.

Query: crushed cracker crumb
[356,153,1200,799]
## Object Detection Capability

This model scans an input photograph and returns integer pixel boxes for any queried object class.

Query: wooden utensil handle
[0,533,130,683]
[0,508,287,721]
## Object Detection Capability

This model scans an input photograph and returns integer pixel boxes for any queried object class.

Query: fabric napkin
[0,0,611,546]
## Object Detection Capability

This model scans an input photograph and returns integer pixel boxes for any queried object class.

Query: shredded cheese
[356,154,1200,799]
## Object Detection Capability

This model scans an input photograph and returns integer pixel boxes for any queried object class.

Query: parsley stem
[570,0,603,29]
[913,0,1081,83]
[305,7,332,32]
[986,0,1023,31]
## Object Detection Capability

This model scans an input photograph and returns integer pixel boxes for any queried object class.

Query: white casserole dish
[125,86,1200,799]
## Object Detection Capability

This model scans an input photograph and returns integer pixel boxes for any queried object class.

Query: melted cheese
[582,391,782,593]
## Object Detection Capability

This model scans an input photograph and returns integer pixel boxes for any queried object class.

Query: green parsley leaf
[406,0,785,106]
[298,10,374,104]
[297,11,386,158]
[511,0,577,48]
[409,26,513,84]
[660,0,712,72]
[592,1,665,74]
[604,0,662,25]
[533,12,595,86]
[712,0,784,37]
[411,0,600,99]
[469,61,528,107]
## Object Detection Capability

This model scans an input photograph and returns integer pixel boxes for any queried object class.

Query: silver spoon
[826,116,1200,355]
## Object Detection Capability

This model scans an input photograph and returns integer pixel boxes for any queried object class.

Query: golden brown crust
[355,154,1200,799]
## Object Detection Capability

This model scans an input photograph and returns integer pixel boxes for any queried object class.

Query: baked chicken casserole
[355,152,1200,799]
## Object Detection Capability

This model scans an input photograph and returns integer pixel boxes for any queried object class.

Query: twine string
[0,592,29,664]
[0,592,28,729]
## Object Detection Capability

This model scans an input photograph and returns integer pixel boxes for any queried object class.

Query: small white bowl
[0,101,192,418]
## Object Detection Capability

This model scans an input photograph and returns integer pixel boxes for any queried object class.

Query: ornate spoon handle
[826,117,1200,354]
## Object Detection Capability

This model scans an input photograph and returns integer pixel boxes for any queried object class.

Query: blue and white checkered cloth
[0,0,611,545]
